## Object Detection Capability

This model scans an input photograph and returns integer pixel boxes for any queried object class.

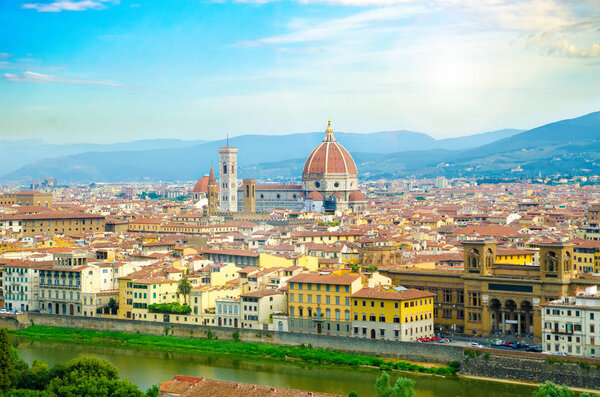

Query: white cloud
[22,0,116,12]
[4,71,126,87]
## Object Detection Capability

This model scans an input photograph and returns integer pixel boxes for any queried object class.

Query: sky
[1,0,600,143]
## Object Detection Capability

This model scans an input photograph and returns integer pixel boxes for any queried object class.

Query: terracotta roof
[352,287,435,301]
[161,376,343,397]
[287,272,360,285]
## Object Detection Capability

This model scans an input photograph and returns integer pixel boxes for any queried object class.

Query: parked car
[503,341,512,347]
[494,339,504,346]
[555,352,567,356]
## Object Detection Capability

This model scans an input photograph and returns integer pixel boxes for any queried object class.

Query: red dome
[349,190,367,202]
[306,190,324,201]
[193,175,219,193]
[303,141,357,175]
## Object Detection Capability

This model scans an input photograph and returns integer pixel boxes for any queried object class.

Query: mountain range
[2,111,599,183]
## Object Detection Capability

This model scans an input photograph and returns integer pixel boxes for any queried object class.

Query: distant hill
[0,138,205,176]
[252,112,600,180]
[1,128,523,183]
[4,111,600,183]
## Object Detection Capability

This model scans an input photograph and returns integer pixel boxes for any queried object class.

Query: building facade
[287,273,361,336]
[219,145,238,212]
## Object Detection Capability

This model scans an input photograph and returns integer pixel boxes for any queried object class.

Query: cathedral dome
[302,120,357,176]
[193,175,219,193]
[193,176,209,193]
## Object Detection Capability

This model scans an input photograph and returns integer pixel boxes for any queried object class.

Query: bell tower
[206,164,219,216]
[218,140,238,212]
[463,240,496,275]
[242,179,256,213]
[538,242,575,281]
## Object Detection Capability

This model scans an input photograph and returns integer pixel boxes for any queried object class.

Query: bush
[232,330,240,342]
[148,302,191,315]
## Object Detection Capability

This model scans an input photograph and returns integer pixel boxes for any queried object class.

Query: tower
[463,239,496,276]
[538,242,575,281]
[206,164,219,216]
[243,179,256,213]
[218,144,238,212]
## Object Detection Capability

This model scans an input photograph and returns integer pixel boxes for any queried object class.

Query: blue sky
[1,0,600,143]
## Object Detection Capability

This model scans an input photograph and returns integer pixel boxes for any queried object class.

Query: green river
[13,338,537,397]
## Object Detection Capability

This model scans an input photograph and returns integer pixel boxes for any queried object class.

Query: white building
[215,297,240,328]
[240,289,287,330]
[38,251,101,316]
[3,260,41,312]
[542,285,600,358]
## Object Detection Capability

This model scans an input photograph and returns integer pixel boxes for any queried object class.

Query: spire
[208,163,216,184]
[324,119,335,142]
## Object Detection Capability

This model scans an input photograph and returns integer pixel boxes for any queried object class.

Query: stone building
[381,240,598,340]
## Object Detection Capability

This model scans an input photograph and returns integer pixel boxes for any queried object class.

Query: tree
[348,392,358,397]
[50,357,119,381]
[375,372,392,397]
[391,378,415,397]
[0,328,14,392]
[108,299,117,313]
[532,382,574,397]
[177,278,192,305]
[145,385,159,397]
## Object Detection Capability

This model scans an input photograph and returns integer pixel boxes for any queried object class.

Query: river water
[13,338,536,397]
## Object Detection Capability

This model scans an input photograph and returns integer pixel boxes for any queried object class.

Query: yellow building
[287,272,362,336]
[351,286,435,341]
[495,248,536,265]
[0,191,53,208]
[0,211,105,237]
[574,240,600,273]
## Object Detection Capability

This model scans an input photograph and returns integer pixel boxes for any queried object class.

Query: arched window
[326,308,331,319]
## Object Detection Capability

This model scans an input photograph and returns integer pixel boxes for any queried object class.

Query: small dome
[349,190,367,202]
[306,190,324,201]
[193,176,209,193]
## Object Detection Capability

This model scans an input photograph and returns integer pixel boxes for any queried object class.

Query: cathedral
[192,121,367,213]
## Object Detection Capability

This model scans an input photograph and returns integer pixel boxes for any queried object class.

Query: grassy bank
[9,325,458,376]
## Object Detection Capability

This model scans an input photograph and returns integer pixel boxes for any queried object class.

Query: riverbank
[14,339,536,397]
[9,326,458,377]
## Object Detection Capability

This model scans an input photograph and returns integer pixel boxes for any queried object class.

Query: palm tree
[177,277,192,305]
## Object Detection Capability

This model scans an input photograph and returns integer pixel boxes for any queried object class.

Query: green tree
[108,299,117,314]
[47,374,143,397]
[348,392,359,397]
[0,328,14,392]
[392,378,415,397]
[532,382,574,397]
[375,372,392,397]
[14,359,52,391]
[145,385,159,397]
[50,357,119,381]
[177,278,192,305]
[4,390,55,396]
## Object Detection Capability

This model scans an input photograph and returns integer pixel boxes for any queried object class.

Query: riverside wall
[22,313,462,363]
[461,349,600,390]
[5,313,600,390]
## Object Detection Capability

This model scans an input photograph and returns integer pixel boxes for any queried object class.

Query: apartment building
[215,297,240,327]
[0,211,105,237]
[38,251,100,316]
[287,272,362,336]
[240,289,286,330]
[351,286,435,341]
[3,260,42,312]
[542,285,600,358]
